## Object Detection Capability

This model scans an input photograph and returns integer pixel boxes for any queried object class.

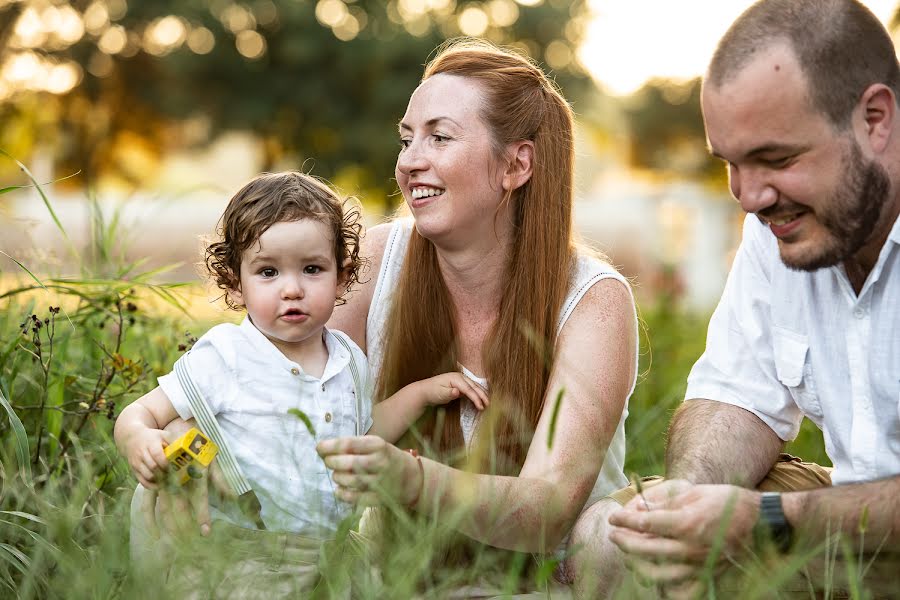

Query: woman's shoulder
[571,245,628,286]
[328,218,411,351]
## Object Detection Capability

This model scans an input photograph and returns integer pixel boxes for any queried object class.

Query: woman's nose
[396,138,428,176]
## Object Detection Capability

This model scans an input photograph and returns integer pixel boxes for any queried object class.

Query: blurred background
[4,0,896,312]
[1,0,898,309]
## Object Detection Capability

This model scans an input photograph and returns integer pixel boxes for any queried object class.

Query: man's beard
[775,141,890,271]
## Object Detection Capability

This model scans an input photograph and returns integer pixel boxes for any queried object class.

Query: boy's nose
[281,277,303,299]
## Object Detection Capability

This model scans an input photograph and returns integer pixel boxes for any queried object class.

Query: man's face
[702,43,891,271]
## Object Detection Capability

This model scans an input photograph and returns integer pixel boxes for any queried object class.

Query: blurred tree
[0,0,595,209]
[621,78,723,183]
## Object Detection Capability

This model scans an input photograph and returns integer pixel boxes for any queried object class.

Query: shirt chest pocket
[772,327,823,423]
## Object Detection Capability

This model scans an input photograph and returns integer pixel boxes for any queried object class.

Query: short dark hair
[205,171,364,310]
[707,0,900,128]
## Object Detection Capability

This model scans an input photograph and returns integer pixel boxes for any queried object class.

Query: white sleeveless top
[366,219,636,511]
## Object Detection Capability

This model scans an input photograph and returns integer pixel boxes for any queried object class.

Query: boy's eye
[260,268,277,278]
[304,265,322,275]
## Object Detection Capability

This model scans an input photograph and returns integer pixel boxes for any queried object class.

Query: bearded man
[573,0,900,597]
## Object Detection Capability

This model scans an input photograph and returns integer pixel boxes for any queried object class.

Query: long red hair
[376,39,576,475]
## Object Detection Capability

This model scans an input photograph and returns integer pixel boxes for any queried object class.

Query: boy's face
[231,218,342,358]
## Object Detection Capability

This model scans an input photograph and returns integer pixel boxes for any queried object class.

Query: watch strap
[758,492,793,552]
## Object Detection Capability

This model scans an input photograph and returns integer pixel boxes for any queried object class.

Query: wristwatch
[757,492,793,552]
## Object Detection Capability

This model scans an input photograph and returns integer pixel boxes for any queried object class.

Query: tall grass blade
[546,387,565,449]
[0,543,30,575]
[0,386,33,484]
[0,251,46,291]
[0,185,31,195]
[0,149,78,255]
[288,408,316,437]
[0,511,46,525]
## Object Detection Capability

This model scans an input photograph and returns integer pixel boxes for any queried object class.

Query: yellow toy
[163,427,219,485]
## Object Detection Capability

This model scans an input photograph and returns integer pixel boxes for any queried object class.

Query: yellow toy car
[163,427,218,485]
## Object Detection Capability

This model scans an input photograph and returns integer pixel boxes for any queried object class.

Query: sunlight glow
[581,0,898,96]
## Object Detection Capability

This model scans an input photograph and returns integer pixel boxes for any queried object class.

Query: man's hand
[609,480,761,593]
[317,435,420,506]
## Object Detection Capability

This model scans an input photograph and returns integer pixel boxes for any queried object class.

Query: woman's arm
[319,278,636,552]
[328,221,394,352]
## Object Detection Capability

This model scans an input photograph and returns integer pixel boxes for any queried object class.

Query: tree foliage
[0,0,593,205]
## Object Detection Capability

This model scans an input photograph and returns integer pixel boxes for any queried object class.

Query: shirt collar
[887,210,900,245]
[320,328,351,385]
[239,318,350,383]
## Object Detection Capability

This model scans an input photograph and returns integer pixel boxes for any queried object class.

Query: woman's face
[396,74,512,247]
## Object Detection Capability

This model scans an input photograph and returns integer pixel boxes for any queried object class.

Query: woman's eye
[399,138,411,149]
[433,134,449,143]
[260,268,277,278]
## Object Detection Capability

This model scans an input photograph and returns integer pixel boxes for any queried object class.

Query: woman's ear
[502,140,534,192]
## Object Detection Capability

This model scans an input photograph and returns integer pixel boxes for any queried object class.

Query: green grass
[0,164,876,599]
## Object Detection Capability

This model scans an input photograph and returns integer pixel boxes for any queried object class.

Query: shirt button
[853,308,866,319]
[321,383,326,391]
[290,368,300,375]
[325,412,332,423]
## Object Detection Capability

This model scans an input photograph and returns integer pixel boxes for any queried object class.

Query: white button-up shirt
[685,214,900,485]
[158,318,373,534]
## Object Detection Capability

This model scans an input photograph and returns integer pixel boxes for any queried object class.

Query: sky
[580,0,899,96]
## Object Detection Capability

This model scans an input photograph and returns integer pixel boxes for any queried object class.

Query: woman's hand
[316,435,422,506]
[420,372,489,410]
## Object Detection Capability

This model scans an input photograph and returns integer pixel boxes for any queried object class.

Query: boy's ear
[227,276,245,306]
[337,258,353,295]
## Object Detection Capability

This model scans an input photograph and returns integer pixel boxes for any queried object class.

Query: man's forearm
[666,399,783,486]
[783,475,900,551]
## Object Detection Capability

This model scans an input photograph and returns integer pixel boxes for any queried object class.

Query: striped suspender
[174,355,266,530]
[332,333,364,436]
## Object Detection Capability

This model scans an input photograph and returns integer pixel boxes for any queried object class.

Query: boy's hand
[423,372,489,410]
[126,428,172,489]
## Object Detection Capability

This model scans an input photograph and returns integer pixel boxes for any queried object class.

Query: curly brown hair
[205,171,364,310]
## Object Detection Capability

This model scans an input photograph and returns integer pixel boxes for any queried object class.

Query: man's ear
[859,83,895,154]
[501,140,534,192]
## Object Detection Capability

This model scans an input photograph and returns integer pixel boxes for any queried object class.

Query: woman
[136,39,637,594]
[317,38,638,589]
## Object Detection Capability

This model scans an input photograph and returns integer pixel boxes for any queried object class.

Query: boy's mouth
[280,308,309,322]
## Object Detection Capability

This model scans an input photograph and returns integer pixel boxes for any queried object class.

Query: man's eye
[260,268,277,277]
[764,156,792,168]
[399,138,411,149]
[433,134,449,143]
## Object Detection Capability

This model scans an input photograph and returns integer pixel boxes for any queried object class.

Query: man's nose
[730,165,777,214]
